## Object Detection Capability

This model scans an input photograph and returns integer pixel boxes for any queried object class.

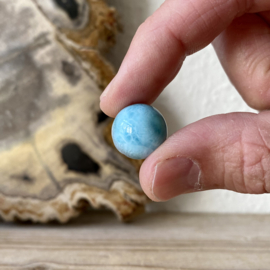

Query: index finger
[100,0,270,117]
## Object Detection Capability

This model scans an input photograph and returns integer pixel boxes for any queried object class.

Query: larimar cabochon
[112,104,168,160]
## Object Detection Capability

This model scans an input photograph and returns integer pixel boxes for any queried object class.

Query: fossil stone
[0,0,148,223]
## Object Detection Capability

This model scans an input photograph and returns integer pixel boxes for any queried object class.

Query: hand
[100,0,270,202]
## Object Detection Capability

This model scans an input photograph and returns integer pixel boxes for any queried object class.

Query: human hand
[100,0,270,201]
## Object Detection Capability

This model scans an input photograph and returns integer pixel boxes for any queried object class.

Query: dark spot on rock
[21,174,33,182]
[61,143,100,174]
[97,111,108,123]
[54,0,79,20]
[62,60,81,85]
[11,173,34,183]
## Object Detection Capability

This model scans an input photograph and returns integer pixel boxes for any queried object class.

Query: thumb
[140,111,270,201]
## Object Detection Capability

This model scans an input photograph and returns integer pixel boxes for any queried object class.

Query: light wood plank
[1,212,270,269]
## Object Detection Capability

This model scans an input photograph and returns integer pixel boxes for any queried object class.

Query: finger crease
[240,131,248,193]
[164,25,187,56]
[257,126,270,193]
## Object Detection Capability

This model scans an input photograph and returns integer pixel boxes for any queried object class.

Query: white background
[107,0,270,213]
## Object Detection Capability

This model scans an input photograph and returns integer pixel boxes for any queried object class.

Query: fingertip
[99,78,121,118]
[233,71,270,111]
[139,157,160,202]
[243,94,270,111]
[246,75,270,111]
[99,99,116,118]
[213,14,270,111]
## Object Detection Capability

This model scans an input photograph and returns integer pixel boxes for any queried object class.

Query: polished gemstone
[112,104,167,160]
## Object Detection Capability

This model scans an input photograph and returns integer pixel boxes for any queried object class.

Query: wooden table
[0,211,270,269]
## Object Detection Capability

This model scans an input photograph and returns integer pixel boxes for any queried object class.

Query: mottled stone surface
[0,0,148,223]
[112,104,167,160]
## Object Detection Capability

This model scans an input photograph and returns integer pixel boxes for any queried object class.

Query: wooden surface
[1,212,270,269]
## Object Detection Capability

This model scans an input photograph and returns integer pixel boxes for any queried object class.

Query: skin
[100,0,270,202]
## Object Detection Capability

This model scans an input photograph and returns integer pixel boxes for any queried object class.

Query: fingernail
[152,157,201,201]
[100,79,114,101]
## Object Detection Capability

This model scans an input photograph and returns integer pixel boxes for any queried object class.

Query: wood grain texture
[1,212,270,269]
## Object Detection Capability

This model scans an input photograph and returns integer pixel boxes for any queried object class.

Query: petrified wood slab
[0,0,147,223]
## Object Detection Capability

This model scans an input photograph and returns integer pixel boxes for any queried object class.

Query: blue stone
[112,104,168,160]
